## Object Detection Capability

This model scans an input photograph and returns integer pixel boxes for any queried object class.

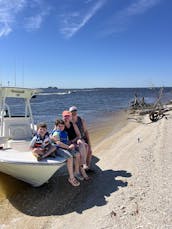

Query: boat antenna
[14,59,16,86]
[22,58,25,87]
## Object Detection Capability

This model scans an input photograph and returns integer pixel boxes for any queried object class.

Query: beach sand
[0,109,172,228]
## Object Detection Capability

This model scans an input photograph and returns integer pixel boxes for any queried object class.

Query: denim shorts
[56,147,78,159]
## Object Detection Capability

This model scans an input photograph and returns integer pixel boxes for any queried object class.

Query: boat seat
[2,117,33,140]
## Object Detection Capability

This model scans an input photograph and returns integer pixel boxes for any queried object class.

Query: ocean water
[32,87,172,129]
[6,87,172,130]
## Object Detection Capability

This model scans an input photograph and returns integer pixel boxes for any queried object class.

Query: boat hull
[0,149,66,187]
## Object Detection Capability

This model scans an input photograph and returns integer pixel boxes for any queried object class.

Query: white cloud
[23,0,51,31]
[0,0,26,37]
[0,0,161,39]
[0,0,50,37]
[59,0,161,38]
[24,7,50,31]
[106,0,161,35]
[24,14,43,31]
[60,0,107,38]
[0,23,11,37]
[84,0,94,3]
[121,0,161,16]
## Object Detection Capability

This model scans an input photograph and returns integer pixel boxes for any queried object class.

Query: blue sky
[0,0,171,88]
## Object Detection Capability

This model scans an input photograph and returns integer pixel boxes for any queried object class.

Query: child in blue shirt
[51,119,81,186]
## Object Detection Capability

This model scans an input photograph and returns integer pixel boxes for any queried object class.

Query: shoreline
[0,108,172,228]
[89,109,131,148]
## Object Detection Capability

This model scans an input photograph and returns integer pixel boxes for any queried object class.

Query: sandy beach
[0,108,172,229]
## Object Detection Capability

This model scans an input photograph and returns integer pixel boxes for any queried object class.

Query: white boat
[0,87,66,187]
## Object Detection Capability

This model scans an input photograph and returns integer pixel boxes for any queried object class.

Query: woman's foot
[82,164,89,170]
[80,167,90,181]
[68,177,80,187]
[83,175,90,180]
[74,173,84,181]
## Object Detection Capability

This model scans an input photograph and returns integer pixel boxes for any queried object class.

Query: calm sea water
[7,87,172,130]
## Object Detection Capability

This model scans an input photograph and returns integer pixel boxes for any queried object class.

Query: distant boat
[38,90,72,96]
[0,87,66,187]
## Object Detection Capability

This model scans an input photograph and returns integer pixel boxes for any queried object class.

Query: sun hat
[62,110,71,116]
[69,106,77,112]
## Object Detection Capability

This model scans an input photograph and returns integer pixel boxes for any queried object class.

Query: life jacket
[34,132,51,148]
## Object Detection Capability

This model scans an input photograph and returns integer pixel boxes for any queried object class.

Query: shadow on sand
[9,156,132,216]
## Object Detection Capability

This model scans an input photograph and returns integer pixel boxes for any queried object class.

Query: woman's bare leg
[73,153,80,174]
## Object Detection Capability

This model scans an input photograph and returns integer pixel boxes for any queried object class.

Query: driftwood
[130,93,151,110]
[130,88,169,122]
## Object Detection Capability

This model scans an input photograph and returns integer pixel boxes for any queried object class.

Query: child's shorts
[56,147,79,159]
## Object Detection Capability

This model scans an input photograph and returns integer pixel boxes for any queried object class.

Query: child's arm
[41,144,56,158]
[31,147,45,155]
[52,134,70,150]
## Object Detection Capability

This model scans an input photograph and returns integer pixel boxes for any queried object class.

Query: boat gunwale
[0,158,66,166]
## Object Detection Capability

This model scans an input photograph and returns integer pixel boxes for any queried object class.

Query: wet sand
[0,108,172,228]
